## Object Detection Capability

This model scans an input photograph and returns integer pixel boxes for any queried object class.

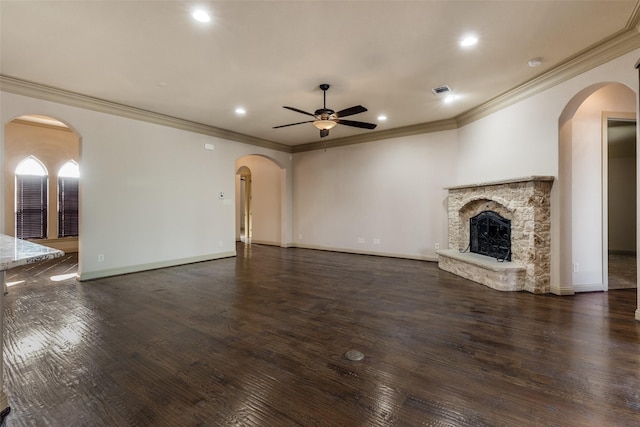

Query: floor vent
[345,350,364,361]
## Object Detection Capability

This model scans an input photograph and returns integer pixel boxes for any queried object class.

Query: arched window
[15,157,48,239]
[58,160,79,238]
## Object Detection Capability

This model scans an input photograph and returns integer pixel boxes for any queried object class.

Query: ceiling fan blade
[335,119,377,130]
[283,106,316,118]
[320,129,330,138]
[273,120,314,129]
[335,105,367,118]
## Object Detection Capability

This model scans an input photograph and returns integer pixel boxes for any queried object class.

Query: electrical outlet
[98,254,104,263]
[299,234,303,239]
[373,238,381,245]
[435,243,440,249]
[357,237,365,244]
[573,263,579,273]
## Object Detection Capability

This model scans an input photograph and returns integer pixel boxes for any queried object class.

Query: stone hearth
[437,176,554,293]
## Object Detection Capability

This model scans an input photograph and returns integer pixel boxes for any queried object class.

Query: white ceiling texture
[1,1,639,150]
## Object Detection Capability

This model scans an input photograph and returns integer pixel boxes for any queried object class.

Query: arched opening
[3,114,81,263]
[235,155,285,247]
[558,83,637,294]
[236,166,252,244]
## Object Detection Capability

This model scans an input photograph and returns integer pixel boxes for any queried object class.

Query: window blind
[16,175,48,239]
[58,177,79,237]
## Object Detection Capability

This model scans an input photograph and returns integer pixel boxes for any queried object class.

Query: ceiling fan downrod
[319,84,330,109]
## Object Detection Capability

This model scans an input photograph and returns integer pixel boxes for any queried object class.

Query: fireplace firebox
[469,210,511,261]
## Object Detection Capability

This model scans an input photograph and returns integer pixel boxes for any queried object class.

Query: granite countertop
[0,234,64,271]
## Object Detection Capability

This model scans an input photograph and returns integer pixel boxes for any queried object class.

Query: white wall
[0,92,292,280]
[293,131,457,260]
[457,95,559,183]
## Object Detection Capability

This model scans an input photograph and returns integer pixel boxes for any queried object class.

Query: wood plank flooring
[3,243,640,426]
[609,252,637,289]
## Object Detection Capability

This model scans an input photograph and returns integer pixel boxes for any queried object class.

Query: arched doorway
[3,114,81,266]
[236,166,252,243]
[558,83,637,293]
[235,155,285,247]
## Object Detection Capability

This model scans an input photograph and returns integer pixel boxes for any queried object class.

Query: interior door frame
[601,111,636,291]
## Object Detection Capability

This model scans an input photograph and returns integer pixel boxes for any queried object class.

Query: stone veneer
[437,176,554,293]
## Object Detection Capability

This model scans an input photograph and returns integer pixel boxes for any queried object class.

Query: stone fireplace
[437,176,554,293]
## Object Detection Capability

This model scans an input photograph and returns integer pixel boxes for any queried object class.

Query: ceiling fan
[273,84,377,138]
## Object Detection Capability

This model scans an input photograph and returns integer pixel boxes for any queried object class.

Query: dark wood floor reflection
[3,244,640,426]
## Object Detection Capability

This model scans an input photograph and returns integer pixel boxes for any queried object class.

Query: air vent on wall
[432,85,451,95]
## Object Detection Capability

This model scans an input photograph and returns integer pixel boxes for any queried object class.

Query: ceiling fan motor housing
[314,108,335,119]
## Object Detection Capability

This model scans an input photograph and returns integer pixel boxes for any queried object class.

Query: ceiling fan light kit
[312,120,337,130]
[273,84,377,138]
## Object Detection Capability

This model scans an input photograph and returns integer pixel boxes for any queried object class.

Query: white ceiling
[1,1,638,147]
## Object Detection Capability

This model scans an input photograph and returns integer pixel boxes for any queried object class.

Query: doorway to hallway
[606,117,637,290]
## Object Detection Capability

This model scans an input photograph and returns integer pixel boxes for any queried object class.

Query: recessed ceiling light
[192,10,211,23]
[528,57,543,68]
[377,115,387,121]
[460,35,478,47]
[443,94,458,103]
[235,107,246,115]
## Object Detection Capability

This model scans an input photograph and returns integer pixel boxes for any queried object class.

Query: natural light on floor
[50,273,78,282]
[5,273,77,287]
[6,280,25,287]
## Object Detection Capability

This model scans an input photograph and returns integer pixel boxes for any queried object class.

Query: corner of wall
[550,283,575,296]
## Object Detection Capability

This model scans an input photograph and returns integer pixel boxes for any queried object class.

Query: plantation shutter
[58,177,79,237]
[16,175,48,239]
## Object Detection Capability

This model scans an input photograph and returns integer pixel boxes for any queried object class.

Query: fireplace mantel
[444,176,555,191]
[438,176,554,293]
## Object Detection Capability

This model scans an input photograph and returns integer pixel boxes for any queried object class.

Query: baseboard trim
[573,283,605,293]
[250,239,281,246]
[78,251,236,281]
[292,243,438,262]
[550,284,575,296]
[635,309,640,322]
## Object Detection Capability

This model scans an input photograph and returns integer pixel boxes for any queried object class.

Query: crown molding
[626,0,640,30]
[291,119,458,153]
[0,75,292,153]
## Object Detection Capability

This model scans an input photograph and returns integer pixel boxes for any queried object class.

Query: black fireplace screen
[469,211,511,261]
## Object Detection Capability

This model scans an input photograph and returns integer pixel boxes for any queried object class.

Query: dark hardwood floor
[2,243,639,426]
[609,252,637,289]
